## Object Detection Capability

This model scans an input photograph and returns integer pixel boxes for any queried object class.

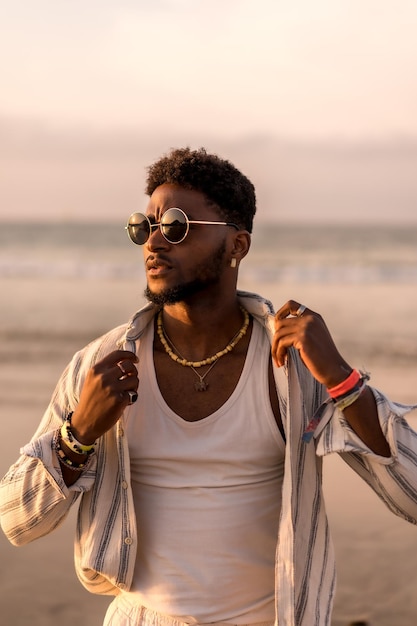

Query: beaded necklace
[156,307,250,391]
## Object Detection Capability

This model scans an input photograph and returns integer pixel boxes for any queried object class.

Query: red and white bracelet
[327,369,370,411]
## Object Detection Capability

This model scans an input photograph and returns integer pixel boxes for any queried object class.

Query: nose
[146,223,170,250]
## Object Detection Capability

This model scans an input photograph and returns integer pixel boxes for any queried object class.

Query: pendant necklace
[157,307,250,391]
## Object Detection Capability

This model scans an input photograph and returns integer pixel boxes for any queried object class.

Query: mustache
[145,254,173,269]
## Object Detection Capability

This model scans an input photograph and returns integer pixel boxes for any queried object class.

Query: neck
[158,299,246,362]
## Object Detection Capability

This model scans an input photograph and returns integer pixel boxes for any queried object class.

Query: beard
[144,240,227,306]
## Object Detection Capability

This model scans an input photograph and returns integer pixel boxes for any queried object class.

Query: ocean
[2,220,417,364]
[2,220,417,284]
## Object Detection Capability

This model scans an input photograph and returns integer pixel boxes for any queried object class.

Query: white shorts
[103,595,274,626]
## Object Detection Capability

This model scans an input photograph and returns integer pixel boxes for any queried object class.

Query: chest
[154,349,247,420]
[129,325,285,476]
[134,319,284,436]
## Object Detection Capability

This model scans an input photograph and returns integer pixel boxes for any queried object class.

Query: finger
[116,359,137,379]
[99,350,138,369]
[271,338,287,368]
[118,381,139,406]
[113,355,139,397]
[119,390,139,405]
[272,327,299,367]
[118,375,139,392]
[272,305,311,366]
[275,300,302,320]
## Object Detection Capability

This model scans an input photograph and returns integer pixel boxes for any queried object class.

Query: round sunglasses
[126,207,239,245]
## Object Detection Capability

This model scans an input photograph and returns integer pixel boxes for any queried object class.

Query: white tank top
[126,318,285,624]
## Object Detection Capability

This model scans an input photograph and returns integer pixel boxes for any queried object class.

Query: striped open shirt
[1,291,417,626]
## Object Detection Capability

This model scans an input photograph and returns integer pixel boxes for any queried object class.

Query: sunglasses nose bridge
[147,221,171,246]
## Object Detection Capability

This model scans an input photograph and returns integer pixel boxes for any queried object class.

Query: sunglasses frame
[126,207,239,245]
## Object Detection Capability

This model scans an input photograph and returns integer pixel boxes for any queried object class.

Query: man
[1,147,417,626]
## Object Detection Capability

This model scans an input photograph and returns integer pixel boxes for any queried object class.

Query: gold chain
[157,307,250,368]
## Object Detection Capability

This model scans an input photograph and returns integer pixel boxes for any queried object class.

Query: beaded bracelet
[60,412,97,456]
[53,431,92,472]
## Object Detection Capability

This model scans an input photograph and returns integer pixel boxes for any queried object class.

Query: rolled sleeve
[315,387,417,524]
[315,387,416,462]
[1,430,97,546]
[21,429,97,497]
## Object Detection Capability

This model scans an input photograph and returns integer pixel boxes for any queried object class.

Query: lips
[145,255,172,274]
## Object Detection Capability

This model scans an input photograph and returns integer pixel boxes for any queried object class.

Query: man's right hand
[69,350,139,444]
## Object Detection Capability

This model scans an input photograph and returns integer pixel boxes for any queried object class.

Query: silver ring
[117,361,127,375]
[127,390,138,405]
[296,304,307,317]
[117,361,130,380]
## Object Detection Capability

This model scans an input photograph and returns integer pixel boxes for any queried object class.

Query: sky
[1,0,417,222]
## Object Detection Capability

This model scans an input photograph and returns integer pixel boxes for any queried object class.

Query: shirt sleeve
[0,321,130,547]
[315,387,417,524]
[0,429,97,546]
[0,351,97,546]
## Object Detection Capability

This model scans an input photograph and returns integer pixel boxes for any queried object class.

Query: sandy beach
[1,276,417,626]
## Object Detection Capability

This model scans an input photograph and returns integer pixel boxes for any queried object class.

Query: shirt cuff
[314,386,417,463]
[21,429,97,496]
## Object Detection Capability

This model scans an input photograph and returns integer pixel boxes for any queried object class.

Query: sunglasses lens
[161,208,188,243]
[126,213,150,245]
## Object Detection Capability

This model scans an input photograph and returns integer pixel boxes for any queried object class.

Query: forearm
[57,437,91,486]
[55,414,98,487]
[342,386,391,457]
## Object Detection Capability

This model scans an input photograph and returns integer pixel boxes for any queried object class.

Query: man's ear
[231,230,251,263]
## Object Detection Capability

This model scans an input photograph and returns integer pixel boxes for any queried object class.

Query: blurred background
[1,2,417,625]
[1,0,417,224]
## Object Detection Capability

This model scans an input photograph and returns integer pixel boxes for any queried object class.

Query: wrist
[328,369,370,411]
[59,437,88,462]
[322,363,353,391]
[327,368,359,398]
[53,430,92,472]
[68,411,98,446]
[61,412,98,453]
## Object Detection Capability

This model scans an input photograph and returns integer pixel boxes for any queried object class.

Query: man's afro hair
[145,147,256,233]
